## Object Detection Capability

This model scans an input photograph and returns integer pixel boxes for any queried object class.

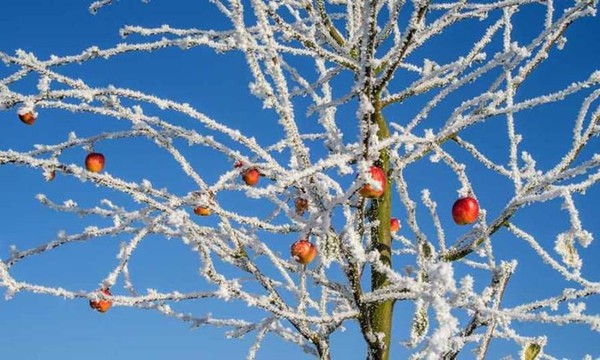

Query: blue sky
[0,1,599,359]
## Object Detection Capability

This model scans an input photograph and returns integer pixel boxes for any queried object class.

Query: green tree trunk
[367,108,393,360]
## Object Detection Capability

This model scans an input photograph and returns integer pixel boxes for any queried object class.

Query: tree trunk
[367,108,393,360]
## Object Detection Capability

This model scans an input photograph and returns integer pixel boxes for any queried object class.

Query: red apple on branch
[452,196,479,225]
[291,239,317,265]
[235,161,260,186]
[194,206,211,216]
[85,152,105,173]
[18,110,37,125]
[360,166,386,198]
[390,218,400,233]
[89,288,112,313]
[242,168,260,186]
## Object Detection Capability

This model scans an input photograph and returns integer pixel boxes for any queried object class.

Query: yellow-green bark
[367,108,393,360]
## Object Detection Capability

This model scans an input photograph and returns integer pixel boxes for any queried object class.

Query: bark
[367,108,394,360]
[315,337,331,360]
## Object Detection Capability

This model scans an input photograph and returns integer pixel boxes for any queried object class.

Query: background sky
[0,1,599,359]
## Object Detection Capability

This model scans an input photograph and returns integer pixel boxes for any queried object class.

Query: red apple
[85,152,105,173]
[294,197,308,215]
[194,206,211,216]
[235,161,260,186]
[291,239,317,265]
[452,196,479,225]
[242,168,260,186]
[89,288,112,313]
[18,111,36,125]
[360,166,386,198]
[390,218,400,233]
[46,170,56,182]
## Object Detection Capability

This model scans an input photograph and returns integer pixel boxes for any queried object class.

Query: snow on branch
[89,0,150,14]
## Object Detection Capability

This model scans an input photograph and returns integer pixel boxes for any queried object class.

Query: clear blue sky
[0,1,599,359]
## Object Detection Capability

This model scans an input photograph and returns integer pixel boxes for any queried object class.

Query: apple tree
[1,0,599,359]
